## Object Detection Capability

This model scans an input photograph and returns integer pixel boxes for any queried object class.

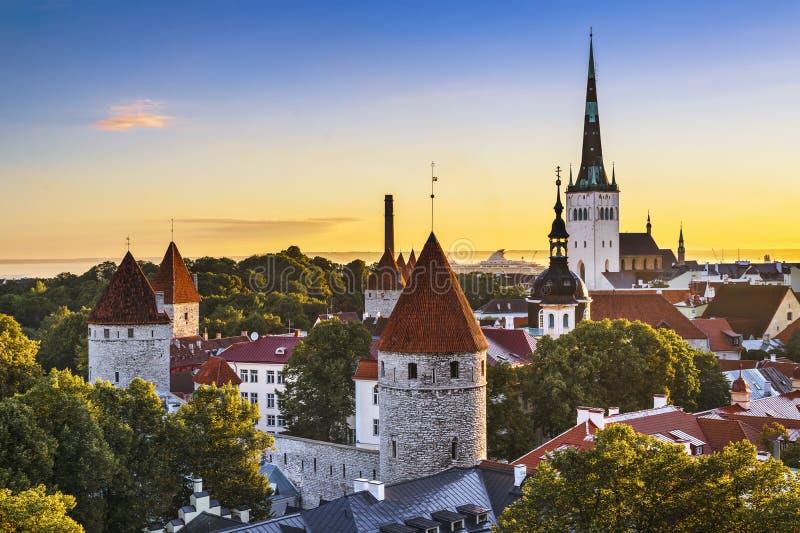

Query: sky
[1,0,798,261]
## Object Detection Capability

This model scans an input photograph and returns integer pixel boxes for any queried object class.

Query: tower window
[538,309,544,329]
[482,360,485,376]
[104,328,110,339]
[373,418,379,436]
[563,314,570,328]
[408,363,418,379]
[114,371,119,383]
[450,361,460,379]
[373,385,379,405]
[184,312,189,320]
[451,437,458,460]
[602,241,605,248]
[392,437,397,458]
[380,361,385,378]
[127,328,134,338]
[313,458,317,473]
[548,314,555,328]
[584,241,587,248]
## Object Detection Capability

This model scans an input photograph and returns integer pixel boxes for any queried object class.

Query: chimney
[653,394,668,408]
[241,330,248,338]
[192,478,202,493]
[231,508,250,524]
[513,464,527,487]
[216,332,222,339]
[155,291,165,313]
[367,480,385,501]
[770,353,776,362]
[607,407,620,417]
[576,406,591,425]
[353,478,370,493]
[588,408,605,429]
[203,328,209,341]
[384,194,395,254]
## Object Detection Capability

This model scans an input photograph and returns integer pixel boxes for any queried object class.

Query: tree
[783,329,800,362]
[486,363,536,461]
[0,485,83,533]
[0,313,42,398]
[0,398,56,491]
[172,385,274,520]
[496,425,800,532]
[36,306,90,375]
[280,320,372,443]
[692,349,731,410]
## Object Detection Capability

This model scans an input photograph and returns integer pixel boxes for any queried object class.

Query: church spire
[678,223,686,265]
[548,166,569,259]
[571,30,614,192]
[646,211,652,235]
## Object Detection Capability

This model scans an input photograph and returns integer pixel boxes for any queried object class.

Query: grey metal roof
[723,368,793,400]
[261,463,301,500]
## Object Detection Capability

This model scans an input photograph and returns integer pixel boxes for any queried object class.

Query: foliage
[522,319,725,437]
[0,485,83,533]
[692,349,731,410]
[742,348,769,361]
[0,314,42,399]
[456,272,527,310]
[486,363,536,461]
[782,441,800,469]
[0,398,56,491]
[496,425,800,532]
[172,384,274,520]
[35,306,90,375]
[782,328,800,362]
[759,422,789,451]
[280,320,372,443]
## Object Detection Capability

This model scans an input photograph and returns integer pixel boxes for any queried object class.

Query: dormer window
[275,347,286,355]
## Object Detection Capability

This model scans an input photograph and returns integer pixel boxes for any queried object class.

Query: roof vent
[456,504,489,525]
[379,524,417,533]
[430,510,465,532]
[404,517,440,533]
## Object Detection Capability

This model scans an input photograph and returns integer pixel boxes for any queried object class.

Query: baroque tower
[377,233,488,484]
[528,171,591,338]
[365,195,405,318]
[87,251,172,391]
[566,33,620,290]
[151,241,201,338]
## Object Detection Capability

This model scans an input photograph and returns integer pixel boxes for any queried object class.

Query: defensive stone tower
[87,251,172,391]
[365,195,405,318]
[377,232,488,484]
[151,241,201,337]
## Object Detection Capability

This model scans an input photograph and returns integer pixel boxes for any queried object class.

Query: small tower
[377,233,488,484]
[528,170,591,338]
[565,32,620,290]
[365,195,405,318]
[87,252,172,391]
[730,368,751,410]
[646,211,652,235]
[677,224,686,266]
[151,241,201,338]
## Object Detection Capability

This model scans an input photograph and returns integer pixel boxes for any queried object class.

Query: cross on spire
[430,161,438,231]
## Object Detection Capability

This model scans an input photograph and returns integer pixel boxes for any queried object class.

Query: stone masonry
[164,301,200,338]
[364,288,402,319]
[88,323,171,392]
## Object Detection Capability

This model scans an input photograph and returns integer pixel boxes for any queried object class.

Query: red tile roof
[88,252,171,325]
[367,249,405,291]
[718,359,757,372]
[151,242,201,304]
[377,233,489,354]
[713,390,800,421]
[691,318,743,353]
[193,356,241,387]
[695,417,762,452]
[702,284,793,338]
[481,327,536,366]
[407,249,417,270]
[759,359,800,379]
[513,421,600,470]
[353,359,378,381]
[220,334,303,364]
[170,335,250,371]
[589,292,707,340]
[608,408,710,452]
[776,316,800,344]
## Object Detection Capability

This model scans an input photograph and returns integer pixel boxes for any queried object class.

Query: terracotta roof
[407,249,417,270]
[718,359,757,372]
[367,249,405,291]
[377,233,489,354]
[170,335,250,371]
[170,370,196,395]
[513,420,600,469]
[88,252,171,325]
[691,318,743,353]
[619,233,661,256]
[776,317,800,344]
[695,417,762,452]
[702,284,793,338]
[396,253,410,284]
[362,316,389,337]
[353,359,378,381]
[605,406,710,454]
[151,242,201,304]
[221,335,303,364]
[589,292,707,340]
[481,327,536,366]
[193,356,241,386]
[714,390,800,420]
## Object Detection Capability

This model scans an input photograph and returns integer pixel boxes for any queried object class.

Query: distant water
[2,249,800,279]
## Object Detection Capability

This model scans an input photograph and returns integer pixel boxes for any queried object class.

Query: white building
[353,359,379,449]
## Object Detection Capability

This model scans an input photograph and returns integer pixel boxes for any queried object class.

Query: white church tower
[566,32,620,290]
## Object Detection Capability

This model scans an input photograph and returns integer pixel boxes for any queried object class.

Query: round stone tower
[87,251,172,391]
[377,232,488,484]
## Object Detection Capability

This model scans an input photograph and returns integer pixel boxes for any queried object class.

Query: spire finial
[568,163,574,187]
[430,161,438,232]
[126,236,131,251]
[554,166,564,216]
[646,210,652,235]
[171,218,174,242]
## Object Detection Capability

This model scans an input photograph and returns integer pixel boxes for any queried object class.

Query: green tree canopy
[35,306,90,375]
[0,398,56,491]
[486,363,536,462]
[497,425,800,532]
[0,313,42,398]
[280,319,372,443]
[0,485,83,533]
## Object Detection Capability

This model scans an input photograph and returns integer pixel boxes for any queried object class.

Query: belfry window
[408,363,417,379]
[563,314,569,328]
[450,361,459,379]
[548,314,555,328]
[538,309,544,329]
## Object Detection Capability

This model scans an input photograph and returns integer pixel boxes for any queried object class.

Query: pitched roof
[377,233,488,354]
[619,233,661,256]
[150,242,201,304]
[221,335,303,364]
[396,253,410,284]
[776,316,800,343]
[758,358,800,379]
[660,249,678,268]
[713,390,800,420]
[718,359,757,372]
[702,284,793,337]
[476,298,528,314]
[695,417,762,452]
[691,318,743,353]
[193,356,241,387]
[513,420,600,470]
[353,359,378,381]
[589,292,707,340]
[367,249,405,291]
[170,335,251,371]
[88,252,171,325]
[481,327,536,366]
[607,407,710,451]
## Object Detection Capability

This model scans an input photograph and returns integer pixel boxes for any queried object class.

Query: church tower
[87,251,172,391]
[377,233,488,484]
[677,224,686,265]
[365,195,405,318]
[566,32,620,290]
[151,241,201,338]
[528,170,591,338]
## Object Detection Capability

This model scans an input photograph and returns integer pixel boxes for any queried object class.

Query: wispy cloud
[174,217,360,237]
[94,99,173,131]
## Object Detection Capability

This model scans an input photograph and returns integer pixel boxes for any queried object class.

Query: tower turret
[678,224,686,265]
[377,233,488,484]
[151,241,201,337]
[365,195,405,318]
[646,211,652,235]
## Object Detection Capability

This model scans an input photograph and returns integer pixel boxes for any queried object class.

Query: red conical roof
[193,356,241,387]
[88,252,171,325]
[396,252,410,284]
[151,242,200,304]
[377,233,488,354]
[367,249,405,291]
[408,249,417,270]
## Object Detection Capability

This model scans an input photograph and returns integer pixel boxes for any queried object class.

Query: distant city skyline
[2,1,798,260]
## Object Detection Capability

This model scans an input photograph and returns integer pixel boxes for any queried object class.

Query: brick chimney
[653,394,668,408]
[384,194,395,255]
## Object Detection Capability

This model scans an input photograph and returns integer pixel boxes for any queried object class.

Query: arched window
[408,363,417,379]
[583,207,588,220]
[573,208,578,221]
[548,313,555,328]
[563,314,569,328]
[451,437,458,460]
[450,361,459,379]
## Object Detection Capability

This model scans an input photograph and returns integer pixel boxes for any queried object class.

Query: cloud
[173,217,360,237]
[94,99,173,131]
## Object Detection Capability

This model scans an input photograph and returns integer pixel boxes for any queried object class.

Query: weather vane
[171,218,174,242]
[430,161,438,231]
[126,236,131,251]
[555,165,561,186]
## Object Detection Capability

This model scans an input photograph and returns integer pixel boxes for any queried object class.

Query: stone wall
[271,434,380,508]
[164,302,199,338]
[378,350,487,484]
[88,323,171,391]
[364,289,402,319]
